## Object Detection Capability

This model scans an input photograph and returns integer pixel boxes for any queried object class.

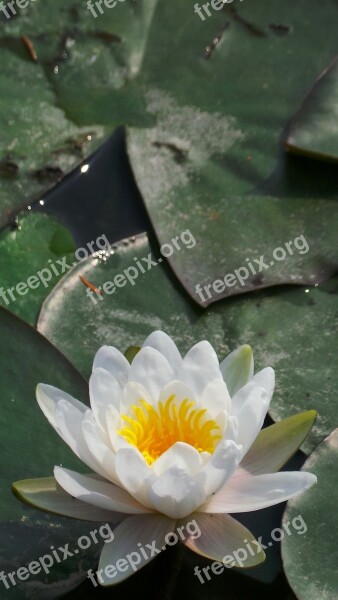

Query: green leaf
[124,346,141,364]
[2,0,338,304]
[0,307,100,597]
[12,477,120,522]
[37,234,337,454]
[0,307,88,522]
[0,213,77,325]
[0,44,103,224]
[220,345,253,396]
[0,0,157,222]
[49,228,76,256]
[282,429,338,600]
[287,57,338,162]
[126,0,338,303]
[127,128,338,307]
[242,411,317,475]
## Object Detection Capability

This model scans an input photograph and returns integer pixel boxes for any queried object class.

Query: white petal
[128,346,174,401]
[142,331,182,370]
[120,381,153,414]
[106,406,124,450]
[231,367,274,416]
[158,379,196,407]
[152,442,203,477]
[115,447,155,509]
[82,411,120,485]
[201,378,231,418]
[199,471,317,513]
[89,368,121,435]
[181,512,265,567]
[148,466,205,518]
[252,367,275,401]
[54,467,153,514]
[98,514,175,585]
[176,341,221,396]
[194,438,242,498]
[54,399,108,479]
[199,451,213,467]
[93,346,130,387]
[219,345,254,397]
[231,381,270,456]
[109,433,132,452]
[36,383,87,432]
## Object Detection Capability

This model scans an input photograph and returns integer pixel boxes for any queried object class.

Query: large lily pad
[37,234,338,454]
[0,212,76,325]
[2,2,337,598]
[0,43,104,225]
[287,57,338,162]
[3,0,338,302]
[128,128,338,304]
[282,429,338,600]
[0,128,151,328]
[0,307,103,598]
[126,0,338,304]
[0,0,157,222]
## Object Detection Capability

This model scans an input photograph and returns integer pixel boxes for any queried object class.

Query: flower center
[118,395,222,465]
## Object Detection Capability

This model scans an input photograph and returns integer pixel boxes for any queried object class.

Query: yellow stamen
[118,395,222,465]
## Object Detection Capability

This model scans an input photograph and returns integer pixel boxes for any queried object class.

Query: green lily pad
[282,429,338,600]
[287,57,338,162]
[2,0,338,300]
[0,0,157,222]
[0,307,103,598]
[0,44,103,225]
[128,126,338,304]
[125,0,338,303]
[37,234,338,453]
[0,212,77,325]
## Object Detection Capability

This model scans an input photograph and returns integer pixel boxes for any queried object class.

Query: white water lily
[14,332,317,585]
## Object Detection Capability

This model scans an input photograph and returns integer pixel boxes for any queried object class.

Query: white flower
[15,332,317,585]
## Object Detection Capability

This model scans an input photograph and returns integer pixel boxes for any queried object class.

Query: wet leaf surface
[282,429,338,600]
[38,234,338,454]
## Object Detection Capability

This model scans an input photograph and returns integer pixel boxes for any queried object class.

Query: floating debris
[269,23,291,36]
[224,6,266,37]
[205,23,230,59]
[0,155,19,177]
[52,131,96,157]
[21,35,38,62]
[152,141,188,164]
[91,31,122,43]
[79,275,102,295]
[32,166,64,182]
[49,31,76,72]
